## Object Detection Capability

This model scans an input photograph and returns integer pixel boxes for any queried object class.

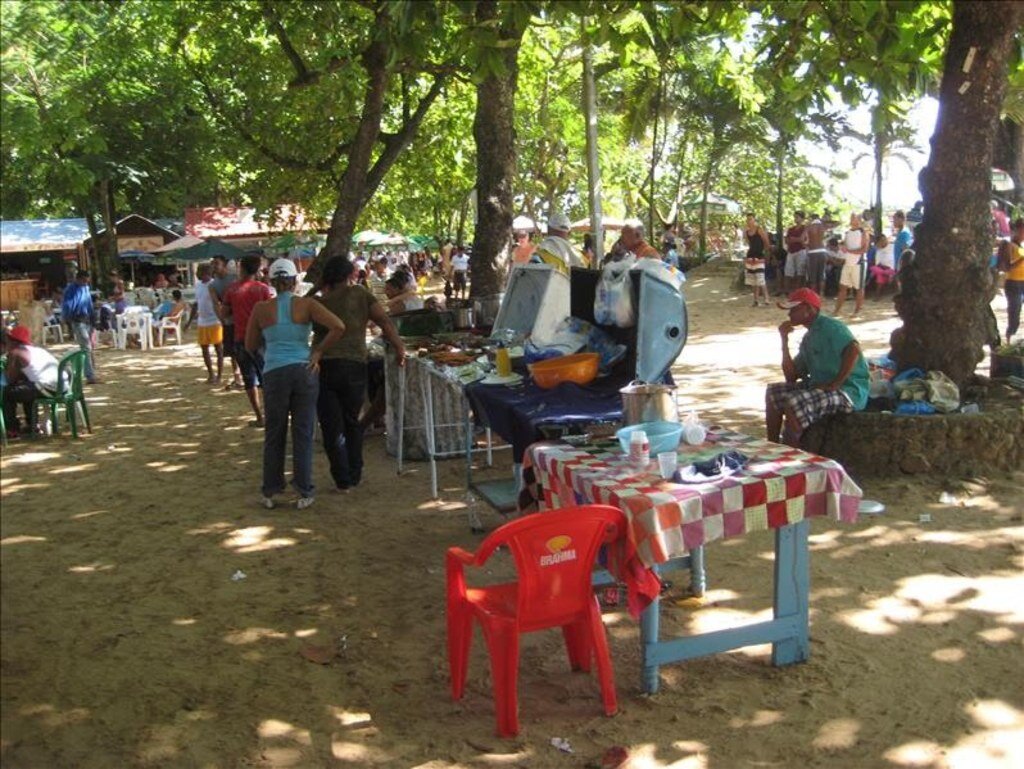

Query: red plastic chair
[446,504,625,737]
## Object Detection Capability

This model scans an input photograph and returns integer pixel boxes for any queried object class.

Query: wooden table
[520,428,862,693]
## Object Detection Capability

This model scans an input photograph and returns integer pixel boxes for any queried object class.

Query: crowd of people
[743,208,918,317]
[5,203,1022,471]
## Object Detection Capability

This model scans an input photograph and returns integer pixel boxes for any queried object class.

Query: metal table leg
[396,357,405,475]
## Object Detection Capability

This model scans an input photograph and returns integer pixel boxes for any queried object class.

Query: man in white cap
[535,211,584,275]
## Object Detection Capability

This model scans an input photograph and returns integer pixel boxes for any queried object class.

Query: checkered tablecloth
[519,428,862,573]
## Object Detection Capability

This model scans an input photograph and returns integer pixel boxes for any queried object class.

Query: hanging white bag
[594,255,637,327]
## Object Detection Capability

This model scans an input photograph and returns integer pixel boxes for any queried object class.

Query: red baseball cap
[5,325,31,345]
[778,288,822,310]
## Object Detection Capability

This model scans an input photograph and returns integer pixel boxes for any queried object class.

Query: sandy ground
[2,266,1022,769]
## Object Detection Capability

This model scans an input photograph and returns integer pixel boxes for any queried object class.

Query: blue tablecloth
[465,369,632,461]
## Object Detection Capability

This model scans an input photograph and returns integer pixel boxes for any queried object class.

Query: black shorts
[236,347,264,389]
[222,325,236,357]
[453,271,467,290]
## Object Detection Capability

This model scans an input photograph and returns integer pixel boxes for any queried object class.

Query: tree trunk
[649,70,662,239]
[469,0,526,298]
[96,179,118,292]
[320,38,389,270]
[774,139,785,245]
[455,194,468,247]
[698,165,713,256]
[892,0,1024,385]
[873,134,884,232]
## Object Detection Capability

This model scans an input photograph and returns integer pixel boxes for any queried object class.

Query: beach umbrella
[569,216,627,232]
[171,237,246,262]
[512,215,538,232]
[366,232,407,247]
[680,194,742,215]
[150,235,205,253]
[992,168,1015,192]
[352,229,388,245]
[118,249,155,261]
[406,234,439,251]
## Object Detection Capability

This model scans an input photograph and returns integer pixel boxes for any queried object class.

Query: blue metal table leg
[688,545,706,597]
[640,592,661,694]
[771,519,810,666]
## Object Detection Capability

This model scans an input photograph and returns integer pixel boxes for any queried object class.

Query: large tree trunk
[469,0,526,298]
[892,1,1023,385]
[320,38,389,268]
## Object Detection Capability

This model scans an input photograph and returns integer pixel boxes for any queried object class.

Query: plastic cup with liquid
[657,451,678,479]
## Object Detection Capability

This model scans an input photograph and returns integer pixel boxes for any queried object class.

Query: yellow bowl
[528,352,600,389]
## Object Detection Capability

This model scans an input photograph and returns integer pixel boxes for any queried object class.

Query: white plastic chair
[117,310,151,350]
[155,312,185,346]
[43,315,64,344]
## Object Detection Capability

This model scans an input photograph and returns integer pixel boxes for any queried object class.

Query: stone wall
[801,383,1024,478]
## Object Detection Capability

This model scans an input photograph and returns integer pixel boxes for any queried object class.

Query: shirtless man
[804,212,827,296]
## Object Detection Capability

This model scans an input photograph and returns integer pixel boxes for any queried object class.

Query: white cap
[269,258,298,279]
[547,211,571,232]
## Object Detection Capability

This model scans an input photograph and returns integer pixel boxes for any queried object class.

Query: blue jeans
[262,364,319,498]
[71,321,96,381]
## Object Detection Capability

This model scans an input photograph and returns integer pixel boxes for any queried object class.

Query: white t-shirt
[22,345,60,392]
[452,254,470,272]
[843,229,864,267]
[874,243,895,269]
[195,281,221,327]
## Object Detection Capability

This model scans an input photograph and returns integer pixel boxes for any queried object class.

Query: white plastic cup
[683,423,707,445]
[657,451,678,479]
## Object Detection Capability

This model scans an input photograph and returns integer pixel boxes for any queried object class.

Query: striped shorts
[766,381,854,429]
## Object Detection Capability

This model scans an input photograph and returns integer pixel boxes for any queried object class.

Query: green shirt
[793,313,869,410]
[312,285,379,362]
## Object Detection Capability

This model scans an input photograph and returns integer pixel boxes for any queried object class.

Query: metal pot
[619,381,679,425]
[451,305,474,329]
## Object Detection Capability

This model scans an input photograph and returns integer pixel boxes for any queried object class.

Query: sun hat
[268,258,298,279]
[547,211,571,231]
[778,287,822,310]
[6,325,32,345]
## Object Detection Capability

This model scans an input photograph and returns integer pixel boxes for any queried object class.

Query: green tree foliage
[1,0,230,284]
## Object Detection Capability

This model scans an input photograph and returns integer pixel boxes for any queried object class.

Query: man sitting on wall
[765,288,869,447]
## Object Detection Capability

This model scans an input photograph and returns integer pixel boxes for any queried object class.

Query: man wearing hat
[535,211,584,274]
[3,325,61,439]
[766,288,869,447]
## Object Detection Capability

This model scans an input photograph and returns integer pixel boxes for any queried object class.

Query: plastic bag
[925,371,960,413]
[681,411,706,445]
[594,255,636,327]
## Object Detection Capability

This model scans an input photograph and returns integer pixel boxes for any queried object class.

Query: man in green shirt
[766,288,869,447]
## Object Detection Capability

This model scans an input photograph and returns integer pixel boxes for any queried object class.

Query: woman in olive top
[246,258,345,510]
[313,257,406,491]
